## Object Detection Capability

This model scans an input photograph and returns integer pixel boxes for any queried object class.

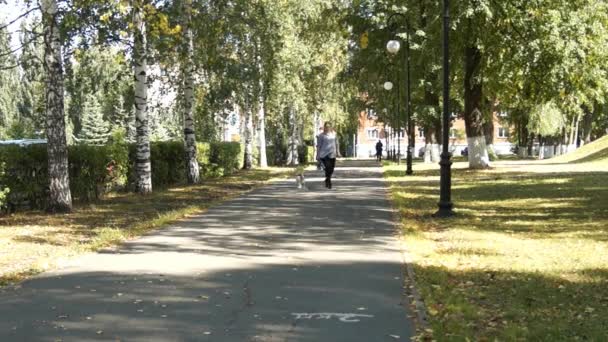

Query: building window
[498,127,509,138]
[367,129,379,139]
[418,128,424,138]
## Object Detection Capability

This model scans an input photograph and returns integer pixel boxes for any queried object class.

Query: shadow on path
[0,160,414,342]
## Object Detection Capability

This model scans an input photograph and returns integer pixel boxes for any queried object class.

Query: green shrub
[266,144,286,166]
[127,141,186,189]
[106,130,130,189]
[0,161,10,210]
[210,142,241,175]
[151,141,186,187]
[69,145,113,201]
[298,145,315,164]
[0,140,242,210]
[196,142,211,165]
[0,144,49,209]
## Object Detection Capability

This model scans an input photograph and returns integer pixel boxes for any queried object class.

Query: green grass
[0,167,293,286]
[385,144,608,340]
[550,135,608,163]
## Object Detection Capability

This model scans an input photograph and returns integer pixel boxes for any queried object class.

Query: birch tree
[180,0,199,183]
[41,0,72,212]
[133,0,152,194]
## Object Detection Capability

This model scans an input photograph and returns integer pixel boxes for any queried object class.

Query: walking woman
[317,122,338,189]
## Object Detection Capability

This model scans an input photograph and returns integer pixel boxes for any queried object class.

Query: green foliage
[126,141,182,189]
[0,139,242,210]
[151,141,187,187]
[78,94,110,145]
[0,144,49,210]
[298,145,315,164]
[528,101,565,137]
[196,142,211,165]
[68,145,117,201]
[0,161,9,210]
[209,142,241,176]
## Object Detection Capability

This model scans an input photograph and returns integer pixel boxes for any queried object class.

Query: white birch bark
[257,92,268,168]
[243,108,254,169]
[42,0,72,212]
[467,136,490,168]
[312,111,320,161]
[286,106,299,166]
[181,0,200,183]
[431,144,440,162]
[518,146,528,158]
[423,144,432,163]
[133,3,152,194]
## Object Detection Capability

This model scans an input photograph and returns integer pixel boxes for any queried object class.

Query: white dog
[295,166,306,189]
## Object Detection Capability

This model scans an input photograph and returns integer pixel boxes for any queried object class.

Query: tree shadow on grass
[389,171,608,239]
[412,264,608,340]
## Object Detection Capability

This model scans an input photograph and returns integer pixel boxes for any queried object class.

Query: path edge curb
[380,166,430,334]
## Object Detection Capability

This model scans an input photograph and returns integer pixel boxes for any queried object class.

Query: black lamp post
[386,13,413,173]
[383,80,395,161]
[435,0,455,217]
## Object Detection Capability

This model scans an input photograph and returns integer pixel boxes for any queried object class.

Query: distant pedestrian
[375,140,383,162]
[317,122,338,189]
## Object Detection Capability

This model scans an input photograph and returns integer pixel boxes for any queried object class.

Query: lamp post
[383,82,394,161]
[383,81,399,162]
[435,0,455,217]
[386,14,413,174]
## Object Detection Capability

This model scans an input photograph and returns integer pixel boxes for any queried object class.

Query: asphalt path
[0,160,415,342]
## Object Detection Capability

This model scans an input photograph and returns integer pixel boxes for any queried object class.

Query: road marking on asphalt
[291,312,374,323]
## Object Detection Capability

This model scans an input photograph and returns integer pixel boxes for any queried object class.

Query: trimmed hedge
[266,145,314,166]
[0,141,242,210]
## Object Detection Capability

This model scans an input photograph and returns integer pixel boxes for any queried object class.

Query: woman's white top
[317,132,337,159]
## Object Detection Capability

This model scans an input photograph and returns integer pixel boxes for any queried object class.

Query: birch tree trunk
[258,87,268,168]
[312,110,320,161]
[243,107,254,169]
[133,3,152,194]
[464,45,490,169]
[42,0,72,212]
[181,0,200,183]
[286,106,299,166]
[423,127,434,163]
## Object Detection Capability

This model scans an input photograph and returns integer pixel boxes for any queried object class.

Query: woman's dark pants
[321,157,336,188]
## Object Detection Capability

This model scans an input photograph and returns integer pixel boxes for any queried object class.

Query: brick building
[355,109,514,158]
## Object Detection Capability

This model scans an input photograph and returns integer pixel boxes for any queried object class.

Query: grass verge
[385,156,608,340]
[0,167,293,286]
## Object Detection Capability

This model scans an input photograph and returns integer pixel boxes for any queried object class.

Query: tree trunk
[243,107,254,170]
[423,126,434,163]
[484,114,497,161]
[181,0,199,184]
[464,45,490,169]
[573,113,580,148]
[42,0,72,212]
[258,93,268,168]
[286,106,299,166]
[581,106,596,145]
[313,111,320,161]
[133,3,152,194]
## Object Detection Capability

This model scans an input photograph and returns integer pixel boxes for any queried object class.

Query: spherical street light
[383,81,393,91]
[386,40,401,54]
